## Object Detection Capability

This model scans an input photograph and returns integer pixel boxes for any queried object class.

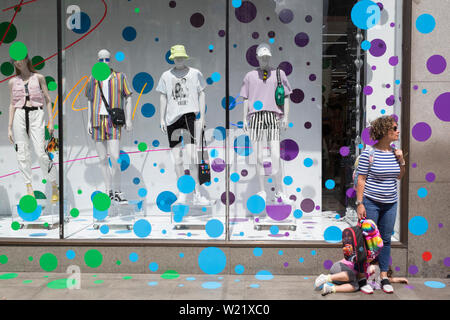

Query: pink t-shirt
[240,68,292,119]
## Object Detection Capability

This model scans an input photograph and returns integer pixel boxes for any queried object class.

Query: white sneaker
[193,192,210,205]
[381,278,394,294]
[321,283,335,296]
[257,191,267,202]
[314,274,330,291]
[359,281,374,294]
[274,192,294,205]
[175,193,187,204]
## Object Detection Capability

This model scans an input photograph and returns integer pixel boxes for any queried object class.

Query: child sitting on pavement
[314,219,383,296]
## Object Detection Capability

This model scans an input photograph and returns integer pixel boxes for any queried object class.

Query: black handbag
[98,80,126,127]
[198,129,211,185]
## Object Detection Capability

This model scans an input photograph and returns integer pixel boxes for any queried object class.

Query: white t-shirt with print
[156,67,206,125]
[99,74,112,115]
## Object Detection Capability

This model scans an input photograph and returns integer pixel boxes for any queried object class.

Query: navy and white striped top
[357,148,401,203]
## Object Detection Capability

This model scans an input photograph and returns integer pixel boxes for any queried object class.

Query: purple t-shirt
[240,68,293,119]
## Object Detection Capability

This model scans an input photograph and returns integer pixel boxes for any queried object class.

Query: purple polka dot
[305,15,312,23]
[252,32,259,39]
[372,105,377,110]
[190,13,205,28]
[395,266,400,272]
[284,232,289,237]
[169,1,176,8]
[434,92,450,122]
[300,199,315,213]
[377,2,384,10]
[361,127,377,146]
[295,32,309,47]
[235,1,257,23]
[278,61,293,76]
[412,163,417,168]
[346,188,356,198]
[315,205,320,210]
[340,146,350,156]
[369,39,387,57]
[212,158,226,172]
[280,139,299,161]
[279,9,294,24]
[245,45,259,67]
[386,84,391,89]
[390,22,395,27]
[218,30,226,37]
[412,122,432,142]
[241,169,248,177]
[371,65,377,70]
[386,95,395,106]
[290,89,305,104]
[427,55,447,75]
[438,223,443,229]
[304,122,312,129]
[221,191,235,205]
[309,74,316,81]
[283,262,289,267]
[289,195,297,202]
[389,56,399,66]
[363,86,373,95]
[444,257,450,267]
[268,31,275,38]
[391,114,399,122]
[408,265,419,275]
[324,260,333,270]
[255,218,259,223]
[426,172,436,182]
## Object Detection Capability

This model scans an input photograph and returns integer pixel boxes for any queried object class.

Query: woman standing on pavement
[355,115,406,294]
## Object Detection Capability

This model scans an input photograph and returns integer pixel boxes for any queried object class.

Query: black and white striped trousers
[249,111,280,141]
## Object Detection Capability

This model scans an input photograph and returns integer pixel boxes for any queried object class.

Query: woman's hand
[8,127,14,144]
[394,149,404,164]
[48,120,54,136]
[357,204,366,220]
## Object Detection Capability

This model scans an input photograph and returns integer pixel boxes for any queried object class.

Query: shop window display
[0,0,403,242]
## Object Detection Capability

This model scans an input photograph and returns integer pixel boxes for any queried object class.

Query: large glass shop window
[0,0,61,239]
[61,0,226,240]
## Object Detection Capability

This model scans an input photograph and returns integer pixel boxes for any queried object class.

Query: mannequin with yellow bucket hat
[156,45,210,205]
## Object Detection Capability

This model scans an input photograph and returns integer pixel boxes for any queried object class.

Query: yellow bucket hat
[169,45,189,60]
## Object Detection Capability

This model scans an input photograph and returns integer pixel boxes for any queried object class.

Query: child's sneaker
[314,274,331,291]
[359,278,374,294]
[321,283,336,296]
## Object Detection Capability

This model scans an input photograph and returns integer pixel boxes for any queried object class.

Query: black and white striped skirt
[249,111,280,141]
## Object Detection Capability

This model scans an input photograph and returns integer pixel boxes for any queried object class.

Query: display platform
[11,199,69,230]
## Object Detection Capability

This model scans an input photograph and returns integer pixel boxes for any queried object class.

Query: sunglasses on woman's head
[99,58,110,62]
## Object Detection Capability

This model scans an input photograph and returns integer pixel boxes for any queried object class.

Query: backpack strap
[276,67,282,86]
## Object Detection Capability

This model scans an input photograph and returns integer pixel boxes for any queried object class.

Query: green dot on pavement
[39,253,58,272]
[0,255,8,264]
[9,41,28,61]
[84,249,103,268]
[92,62,111,81]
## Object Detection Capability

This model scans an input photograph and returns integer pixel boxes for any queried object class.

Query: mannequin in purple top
[241,43,293,205]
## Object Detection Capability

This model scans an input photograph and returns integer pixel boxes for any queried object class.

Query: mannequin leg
[12,109,33,195]
[107,139,121,192]
[94,141,112,193]
[270,137,293,205]
[171,145,188,203]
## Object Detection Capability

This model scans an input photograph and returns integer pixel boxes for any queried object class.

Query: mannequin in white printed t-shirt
[156,45,210,205]
[85,49,133,204]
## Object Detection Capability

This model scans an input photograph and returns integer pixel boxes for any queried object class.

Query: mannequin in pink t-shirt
[240,43,293,205]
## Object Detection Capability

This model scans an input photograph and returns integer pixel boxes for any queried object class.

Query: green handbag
[275,67,285,107]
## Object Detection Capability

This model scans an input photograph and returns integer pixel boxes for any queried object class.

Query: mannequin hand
[160,120,167,134]
[126,121,133,132]
[87,122,92,135]
[48,120,54,136]
[243,119,248,132]
[8,127,14,144]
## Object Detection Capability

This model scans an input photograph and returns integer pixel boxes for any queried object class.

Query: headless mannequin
[87,49,133,197]
[242,53,292,204]
[160,57,207,204]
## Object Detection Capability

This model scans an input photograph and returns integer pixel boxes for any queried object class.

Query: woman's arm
[8,79,15,144]
[389,277,408,284]
[356,174,367,220]
[37,74,54,135]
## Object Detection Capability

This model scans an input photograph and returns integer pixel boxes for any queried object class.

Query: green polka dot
[19,195,37,213]
[31,55,45,70]
[23,280,33,284]
[0,255,8,264]
[43,223,49,229]
[28,256,33,262]
[135,8,140,13]
[77,189,82,194]
[39,253,58,272]
[123,276,132,280]
[1,62,14,76]
[42,179,47,184]
[116,260,121,266]
[9,41,28,61]
[92,62,111,81]
[0,273,18,280]
[43,275,49,278]
[94,280,104,284]
[11,221,21,230]
[0,22,17,44]
[70,208,79,218]
[84,249,103,268]
[48,81,57,91]
[47,278,77,289]
[138,142,147,152]
[161,270,180,280]
[92,192,111,211]
[54,124,59,130]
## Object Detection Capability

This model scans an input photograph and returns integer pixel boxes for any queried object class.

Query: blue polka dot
[179,253,184,258]
[299,257,304,263]
[148,281,158,286]
[210,149,218,158]
[132,72,154,94]
[232,0,242,8]
[235,264,245,274]
[269,38,275,44]
[268,178,273,183]
[409,216,428,236]
[211,72,221,82]
[214,177,219,183]
[234,135,252,156]
[93,208,108,221]
[417,188,428,198]
[165,50,175,64]
[358,144,364,149]
[66,250,75,260]
[177,175,196,194]
[160,169,165,174]
[270,226,279,235]
[304,158,313,167]
[115,51,125,62]
[202,282,222,289]
[253,248,263,257]
[156,191,178,212]
[133,177,140,185]
[422,89,428,94]
[149,262,159,272]
[99,225,109,234]
[288,122,293,128]
[122,26,137,41]
[71,12,91,34]
[416,14,436,34]
[138,188,147,197]
[155,37,159,42]
[323,226,342,243]
[230,173,240,182]
[424,281,446,289]
[205,219,224,238]
[296,187,301,192]
[351,0,381,30]
[253,100,263,110]
[283,176,293,185]
[293,209,303,219]
[381,109,386,115]
[141,103,156,118]
[246,195,265,214]
[133,219,152,238]
[208,44,214,50]
[311,250,316,256]
[395,80,401,85]
[152,140,160,147]
[198,247,227,275]
[278,250,283,255]
[361,40,371,50]
[206,77,213,85]
[221,96,237,110]
[255,270,274,280]
[129,252,139,262]
[325,179,335,189]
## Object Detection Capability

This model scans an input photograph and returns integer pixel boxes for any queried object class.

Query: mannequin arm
[243,99,249,131]
[37,74,54,135]
[160,94,168,134]
[198,90,206,129]
[282,99,290,129]
[8,80,15,144]
[87,101,92,134]
[125,96,133,131]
